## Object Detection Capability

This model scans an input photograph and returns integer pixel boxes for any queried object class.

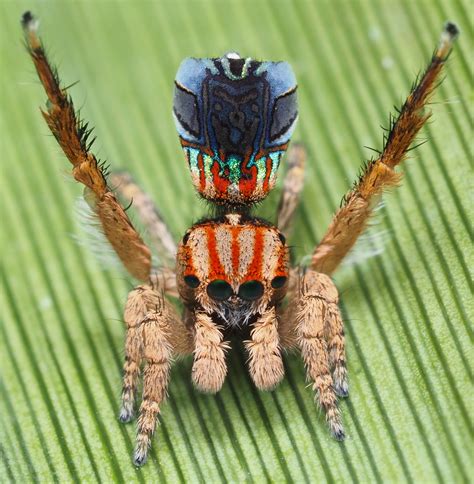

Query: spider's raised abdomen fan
[173,54,298,205]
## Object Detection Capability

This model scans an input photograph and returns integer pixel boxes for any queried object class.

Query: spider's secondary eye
[184,275,200,288]
[182,232,191,245]
[271,276,287,289]
[238,280,264,301]
[278,232,286,244]
[207,280,233,301]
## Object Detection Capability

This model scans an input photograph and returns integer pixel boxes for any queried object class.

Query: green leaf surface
[1,0,472,482]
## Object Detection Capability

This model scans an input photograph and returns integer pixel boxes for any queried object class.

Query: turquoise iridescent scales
[173,54,297,204]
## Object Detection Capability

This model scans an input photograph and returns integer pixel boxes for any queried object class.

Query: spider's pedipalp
[245,306,284,390]
[192,312,229,393]
[311,23,459,275]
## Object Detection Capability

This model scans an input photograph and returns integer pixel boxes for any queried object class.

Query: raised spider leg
[277,142,307,234]
[245,306,285,390]
[192,311,229,393]
[312,23,459,275]
[120,277,194,466]
[22,13,152,281]
[281,269,346,439]
[110,172,177,265]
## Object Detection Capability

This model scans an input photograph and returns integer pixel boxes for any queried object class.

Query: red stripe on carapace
[182,243,195,277]
[205,225,226,280]
[275,243,289,277]
[245,227,264,281]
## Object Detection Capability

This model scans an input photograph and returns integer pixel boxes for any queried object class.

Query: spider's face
[173,53,298,205]
[176,214,289,326]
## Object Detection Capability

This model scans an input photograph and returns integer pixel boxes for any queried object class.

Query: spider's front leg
[312,23,459,275]
[281,269,348,439]
[22,13,152,281]
[120,275,193,466]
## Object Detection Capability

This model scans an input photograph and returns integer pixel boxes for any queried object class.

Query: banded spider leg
[277,21,459,439]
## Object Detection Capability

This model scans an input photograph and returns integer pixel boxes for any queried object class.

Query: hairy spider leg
[312,22,459,275]
[110,172,177,266]
[120,280,193,466]
[22,13,151,281]
[281,270,347,439]
[276,142,307,234]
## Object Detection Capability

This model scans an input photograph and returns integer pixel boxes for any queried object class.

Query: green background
[1,0,472,482]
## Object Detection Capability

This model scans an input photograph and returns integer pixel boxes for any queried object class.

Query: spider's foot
[21,11,38,31]
[323,405,346,441]
[329,420,346,441]
[118,402,135,423]
[333,366,349,398]
[133,436,150,467]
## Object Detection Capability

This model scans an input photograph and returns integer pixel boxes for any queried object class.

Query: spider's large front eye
[238,280,264,301]
[207,280,233,301]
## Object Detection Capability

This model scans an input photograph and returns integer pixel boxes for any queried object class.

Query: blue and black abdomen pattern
[173,54,298,204]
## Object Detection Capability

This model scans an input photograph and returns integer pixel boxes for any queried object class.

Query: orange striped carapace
[177,214,289,324]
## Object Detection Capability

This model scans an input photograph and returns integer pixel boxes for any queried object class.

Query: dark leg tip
[334,380,349,398]
[133,454,148,467]
[328,417,346,441]
[21,10,39,34]
[118,407,135,423]
[21,11,33,24]
[444,21,460,39]
[133,444,149,467]
[335,387,349,398]
[332,428,346,441]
